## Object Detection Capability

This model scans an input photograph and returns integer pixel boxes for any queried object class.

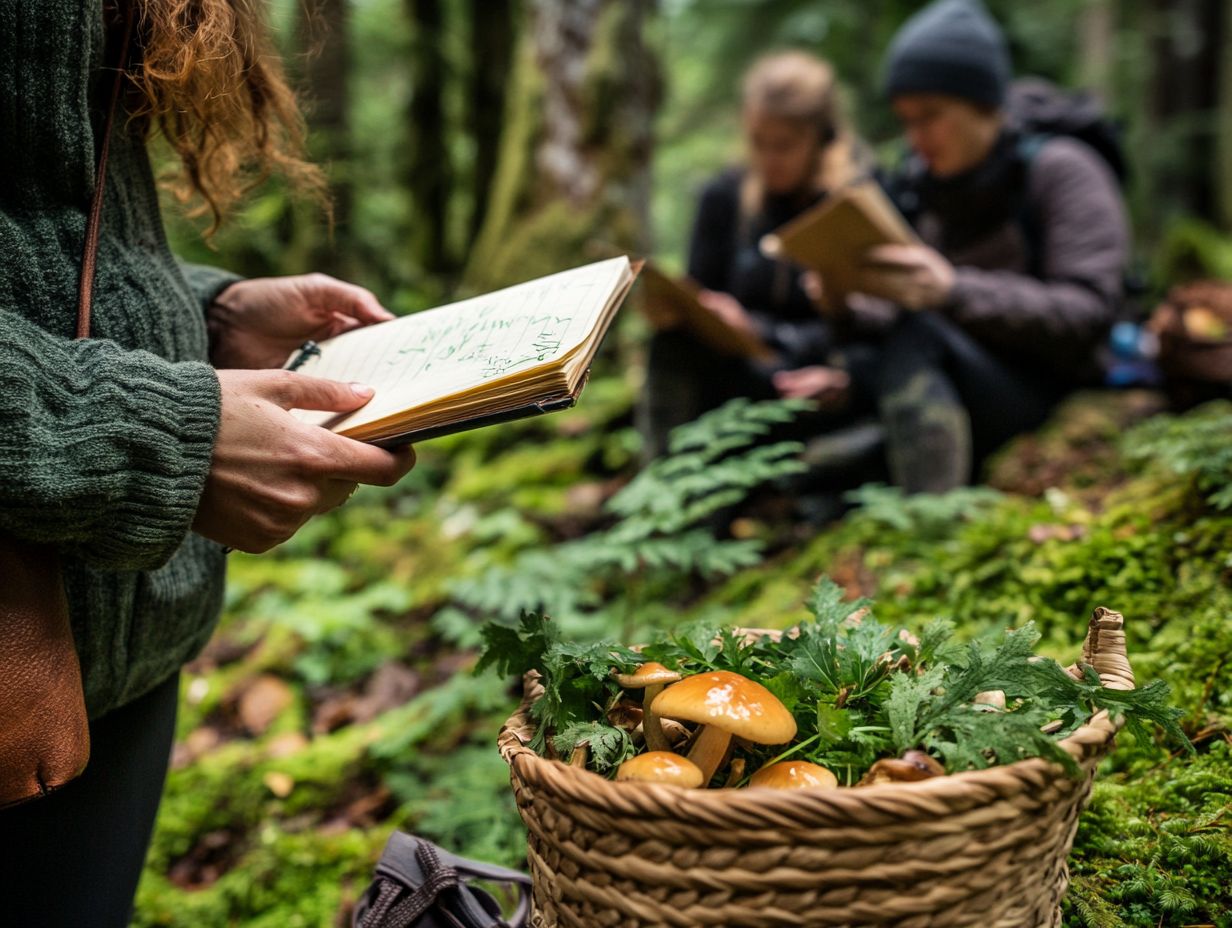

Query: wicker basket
[1153,280,1232,384]
[497,608,1135,928]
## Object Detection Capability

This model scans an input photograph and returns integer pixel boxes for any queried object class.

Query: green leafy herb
[1028,660,1191,750]
[553,722,636,773]
[477,613,640,755]
[479,580,1190,784]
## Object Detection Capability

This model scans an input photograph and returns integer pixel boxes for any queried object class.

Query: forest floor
[133,379,1232,928]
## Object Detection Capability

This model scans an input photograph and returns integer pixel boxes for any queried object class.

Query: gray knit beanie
[882,0,1012,108]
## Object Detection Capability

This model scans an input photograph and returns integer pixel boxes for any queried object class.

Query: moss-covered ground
[134,384,1232,927]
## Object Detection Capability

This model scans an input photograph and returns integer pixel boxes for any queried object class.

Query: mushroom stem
[723,757,746,789]
[642,683,671,753]
[686,725,733,785]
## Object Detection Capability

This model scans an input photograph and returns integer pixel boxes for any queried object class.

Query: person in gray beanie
[835,0,1131,492]
[884,0,1011,111]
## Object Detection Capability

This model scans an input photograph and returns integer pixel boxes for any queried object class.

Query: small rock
[263,771,295,798]
[312,692,359,734]
[238,675,294,736]
[266,731,309,760]
[353,662,421,724]
[564,481,607,513]
[172,725,222,769]
[186,676,210,705]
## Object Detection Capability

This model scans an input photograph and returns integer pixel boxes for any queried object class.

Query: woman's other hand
[192,370,416,553]
[696,289,759,337]
[207,274,394,369]
[773,365,851,411]
[855,244,955,310]
[642,297,683,331]
[800,270,825,308]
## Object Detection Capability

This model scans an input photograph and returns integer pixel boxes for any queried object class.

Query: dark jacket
[687,169,832,368]
[0,0,238,718]
[890,130,1129,375]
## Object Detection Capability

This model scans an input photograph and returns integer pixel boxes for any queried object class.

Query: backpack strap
[355,833,531,928]
[363,841,465,927]
[78,0,135,339]
[1013,133,1050,280]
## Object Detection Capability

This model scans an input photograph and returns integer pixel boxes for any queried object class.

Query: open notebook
[289,257,640,446]
[760,181,919,312]
[638,262,776,361]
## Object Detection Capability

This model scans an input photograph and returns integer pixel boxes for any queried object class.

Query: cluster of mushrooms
[589,664,953,790]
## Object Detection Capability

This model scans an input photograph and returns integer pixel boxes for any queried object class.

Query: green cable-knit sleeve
[0,308,221,571]
[177,261,243,315]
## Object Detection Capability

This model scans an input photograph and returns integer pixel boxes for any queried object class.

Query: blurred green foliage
[162,0,1232,301]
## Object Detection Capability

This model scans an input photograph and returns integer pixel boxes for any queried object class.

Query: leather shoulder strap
[76,3,135,340]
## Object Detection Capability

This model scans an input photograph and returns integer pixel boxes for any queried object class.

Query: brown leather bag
[0,5,134,810]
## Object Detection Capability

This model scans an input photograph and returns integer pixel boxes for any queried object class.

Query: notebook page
[291,257,630,431]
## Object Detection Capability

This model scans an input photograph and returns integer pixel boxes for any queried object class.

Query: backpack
[1005,76,1129,187]
[352,833,531,928]
[1006,78,1146,308]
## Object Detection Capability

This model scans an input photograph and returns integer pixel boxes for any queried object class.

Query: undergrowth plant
[479,578,1189,783]
[138,395,1232,928]
[1123,400,1232,510]
[437,398,810,641]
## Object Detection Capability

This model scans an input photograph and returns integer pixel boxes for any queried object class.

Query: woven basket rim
[497,608,1134,816]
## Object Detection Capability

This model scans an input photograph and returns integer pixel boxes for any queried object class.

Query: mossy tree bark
[464,0,661,291]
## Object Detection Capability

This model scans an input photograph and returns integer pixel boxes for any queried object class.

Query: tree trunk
[468,0,516,246]
[465,0,661,291]
[1145,0,1226,225]
[407,0,453,275]
[1218,0,1232,228]
[295,0,352,277]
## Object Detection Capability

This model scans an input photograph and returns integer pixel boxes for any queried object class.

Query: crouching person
[639,51,869,459]
[853,0,1130,492]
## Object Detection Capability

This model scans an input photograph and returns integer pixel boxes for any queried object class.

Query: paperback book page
[291,257,630,431]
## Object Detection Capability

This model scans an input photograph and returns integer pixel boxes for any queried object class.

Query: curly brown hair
[124,0,328,231]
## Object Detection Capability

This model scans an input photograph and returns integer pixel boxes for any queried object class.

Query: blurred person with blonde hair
[640,50,877,459]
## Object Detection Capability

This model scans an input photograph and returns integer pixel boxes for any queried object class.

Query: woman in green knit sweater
[0,2,415,923]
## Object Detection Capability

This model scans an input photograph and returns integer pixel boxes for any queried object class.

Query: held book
[287,256,640,446]
[638,262,775,361]
[760,180,919,311]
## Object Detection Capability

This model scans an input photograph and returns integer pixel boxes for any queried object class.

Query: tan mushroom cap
[615,751,704,788]
[615,662,682,688]
[749,760,839,790]
[651,671,797,744]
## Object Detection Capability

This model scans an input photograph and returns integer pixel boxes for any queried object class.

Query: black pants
[638,329,882,459]
[638,329,779,459]
[0,672,180,927]
[876,311,1068,493]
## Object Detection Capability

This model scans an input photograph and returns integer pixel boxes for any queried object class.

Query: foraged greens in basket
[479,579,1189,788]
